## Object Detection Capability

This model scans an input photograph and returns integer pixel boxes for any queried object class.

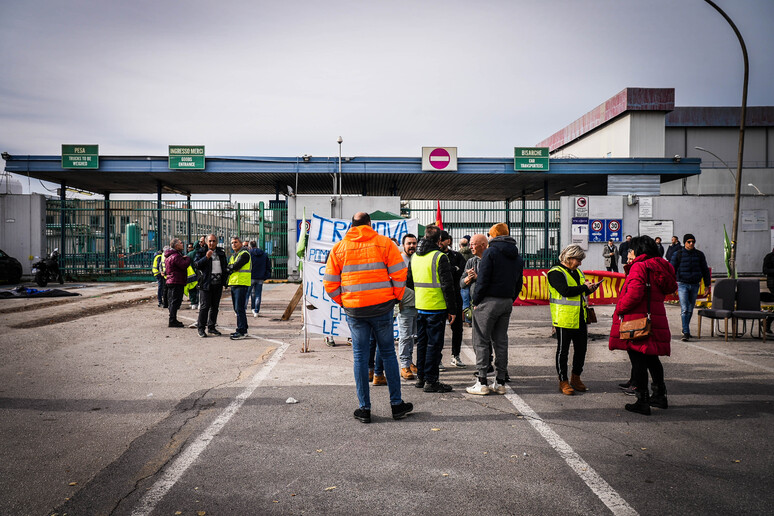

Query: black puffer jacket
[472,236,523,305]
[406,238,456,313]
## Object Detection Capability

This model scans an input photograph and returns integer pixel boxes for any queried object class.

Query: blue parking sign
[605,219,622,242]
[589,219,605,242]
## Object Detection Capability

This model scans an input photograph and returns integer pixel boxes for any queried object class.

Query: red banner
[513,269,710,306]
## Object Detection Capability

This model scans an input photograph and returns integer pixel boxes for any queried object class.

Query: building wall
[560,194,771,276]
[552,112,666,158]
[0,194,46,274]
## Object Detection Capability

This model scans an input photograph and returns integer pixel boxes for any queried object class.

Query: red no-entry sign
[422,147,458,171]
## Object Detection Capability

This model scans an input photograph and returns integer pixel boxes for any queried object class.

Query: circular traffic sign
[608,220,620,232]
[591,220,603,232]
[576,197,587,208]
[429,147,451,170]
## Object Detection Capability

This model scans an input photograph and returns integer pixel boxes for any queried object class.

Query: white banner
[303,213,418,339]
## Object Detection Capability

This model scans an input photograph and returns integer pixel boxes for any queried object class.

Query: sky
[1,0,773,198]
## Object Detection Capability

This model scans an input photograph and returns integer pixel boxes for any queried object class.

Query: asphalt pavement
[0,281,772,515]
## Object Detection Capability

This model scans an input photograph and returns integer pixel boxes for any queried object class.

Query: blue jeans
[369,331,384,375]
[397,312,417,368]
[416,311,447,383]
[461,288,472,323]
[230,285,249,334]
[347,311,403,410]
[246,280,264,312]
[678,282,701,334]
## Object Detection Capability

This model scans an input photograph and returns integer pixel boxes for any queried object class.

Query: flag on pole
[296,207,308,271]
[723,224,736,278]
[435,200,444,230]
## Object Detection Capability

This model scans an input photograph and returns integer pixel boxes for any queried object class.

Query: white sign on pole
[574,196,589,218]
[302,214,419,339]
[422,147,458,171]
[638,197,653,219]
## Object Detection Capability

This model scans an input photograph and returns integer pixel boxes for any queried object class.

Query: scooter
[31,249,64,287]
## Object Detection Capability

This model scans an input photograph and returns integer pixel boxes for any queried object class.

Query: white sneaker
[252,310,259,317]
[190,304,197,310]
[450,355,466,368]
[490,380,506,395]
[466,381,490,395]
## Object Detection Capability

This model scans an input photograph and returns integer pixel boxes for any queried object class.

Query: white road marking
[131,336,290,516]
[682,341,774,373]
[462,347,638,516]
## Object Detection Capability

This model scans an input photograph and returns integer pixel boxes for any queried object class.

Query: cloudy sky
[1,0,773,195]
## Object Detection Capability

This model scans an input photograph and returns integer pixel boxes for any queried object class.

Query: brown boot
[570,374,587,392]
[400,367,415,380]
[559,380,575,395]
[410,363,418,375]
[373,374,387,386]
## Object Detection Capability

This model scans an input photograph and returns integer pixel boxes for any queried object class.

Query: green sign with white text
[62,144,99,169]
[169,145,205,170]
[514,147,549,171]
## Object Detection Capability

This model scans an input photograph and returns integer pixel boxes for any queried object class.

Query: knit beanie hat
[683,233,696,243]
[489,223,509,238]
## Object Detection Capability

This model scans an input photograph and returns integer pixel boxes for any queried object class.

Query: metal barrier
[45,199,288,280]
[402,200,560,268]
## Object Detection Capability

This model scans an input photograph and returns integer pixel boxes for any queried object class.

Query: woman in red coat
[609,236,677,415]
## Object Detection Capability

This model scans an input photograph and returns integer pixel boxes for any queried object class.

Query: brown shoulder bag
[618,269,651,340]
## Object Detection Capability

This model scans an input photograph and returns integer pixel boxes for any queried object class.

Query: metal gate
[401,200,560,268]
[45,199,288,280]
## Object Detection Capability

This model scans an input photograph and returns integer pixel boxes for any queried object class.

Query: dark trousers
[450,294,463,356]
[416,311,447,384]
[606,262,618,273]
[167,284,184,324]
[198,286,223,331]
[627,350,665,395]
[156,277,167,306]
[555,325,588,381]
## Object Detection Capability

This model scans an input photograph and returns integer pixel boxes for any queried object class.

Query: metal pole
[186,194,192,246]
[104,193,110,271]
[521,189,526,262]
[157,181,163,251]
[704,0,748,278]
[259,201,266,249]
[337,136,343,219]
[544,180,549,268]
[60,179,66,268]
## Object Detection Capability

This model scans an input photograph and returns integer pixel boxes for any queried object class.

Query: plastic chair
[732,279,768,342]
[697,279,736,342]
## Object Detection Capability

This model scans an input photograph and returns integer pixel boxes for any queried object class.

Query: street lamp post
[337,136,343,218]
[694,146,736,182]
[703,0,748,278]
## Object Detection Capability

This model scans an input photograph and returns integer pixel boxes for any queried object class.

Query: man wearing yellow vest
[324,212,413,424]
[152,247,168,308]
[406,225,457,393]
[227,236,252,340]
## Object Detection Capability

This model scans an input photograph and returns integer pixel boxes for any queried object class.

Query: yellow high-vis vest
[411,250,446,311]
[548,265,587,329]
[228,249,251,287]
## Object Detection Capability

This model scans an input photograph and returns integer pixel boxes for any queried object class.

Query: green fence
[402,200,560,268]
[45,199,288,280]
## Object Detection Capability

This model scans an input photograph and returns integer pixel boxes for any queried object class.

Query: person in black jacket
[763,248,774,334]
[665,236,681,263]
[670,233,711,341]
[440,230,468,369]
[466,223,523,396]
[194,234,228,338]
[618,235,632,266]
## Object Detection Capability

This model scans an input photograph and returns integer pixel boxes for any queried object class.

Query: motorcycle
[31,249,64,287]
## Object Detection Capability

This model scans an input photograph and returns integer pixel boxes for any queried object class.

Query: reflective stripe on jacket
[547,265,586,329]
[228,249,252,286]
[183,265,198,296]
[411,250,447,311]
[323,225,407,313]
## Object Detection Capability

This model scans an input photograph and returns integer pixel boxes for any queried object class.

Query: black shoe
[414,378,425,389]
[622,385,638,396]
[230,332,248,340]
[391,401,414,420]
[208,328,222,336]
[353,408,371,423]
[423,381,453,393]
[198,329,207,338]
[681,332,690,342]
[649,383,668,409]
[618,380,632,390]
[168,320,184,328]
[625,392,651,415]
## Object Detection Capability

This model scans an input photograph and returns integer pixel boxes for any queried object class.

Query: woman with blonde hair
[547,245,601,395]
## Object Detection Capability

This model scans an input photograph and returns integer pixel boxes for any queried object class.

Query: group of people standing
[323,212,696,422]
[152,235,271,340]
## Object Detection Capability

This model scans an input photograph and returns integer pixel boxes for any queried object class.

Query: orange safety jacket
[323,225,407,316]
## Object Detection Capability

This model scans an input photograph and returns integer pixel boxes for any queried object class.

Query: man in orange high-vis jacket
[324,212,413,424]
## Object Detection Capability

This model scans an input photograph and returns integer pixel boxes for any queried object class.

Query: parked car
[0,248,23,284]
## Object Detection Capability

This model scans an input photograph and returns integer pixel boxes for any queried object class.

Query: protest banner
[302,214,418,339]
[514,269,710,306]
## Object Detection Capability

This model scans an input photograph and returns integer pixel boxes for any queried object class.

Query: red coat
[609,255,677,356]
